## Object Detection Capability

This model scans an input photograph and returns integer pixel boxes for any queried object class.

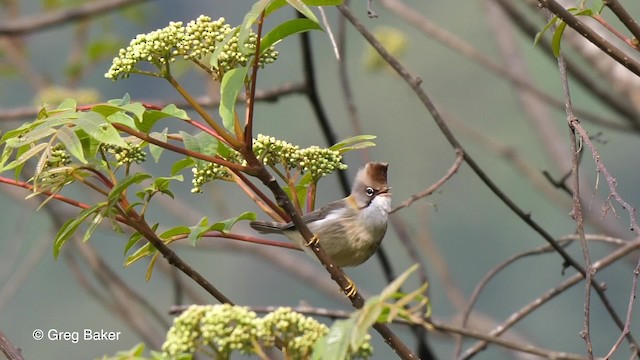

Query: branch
[0,0,149,36]
[537,0,640,77]
[0,329,23,360]
[604,0,640,42]
[390,149,463,214]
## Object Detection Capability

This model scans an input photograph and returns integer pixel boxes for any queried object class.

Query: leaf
[149,129,168,162]
[56,126,87,163]
[53,203,105,258]
[187,212,256,245]
[108,173,152,203]
[551,21,568,57]
[159,226,190,240]
[261,18,322,54]
[124,231,144,256]
[107,112,136,129]
[5,127,56,148]
[265,0,288,17]
[75,111,127,147]
[210,26,239,69]
[238,0,272,52]
[179,131,219,165]
[171,157,195,176]
[305,0,342,4]
[381,264,419,299]
[314,318,354,360]
[1,143,48,172]
[286,0,319,23]
[533,16,559,47]
[83,211,105,242]
[187,217,210,245]
[125,242,156,266]
[57,98,77,110]
[330,135,376,152]
[145,252,161,281]
[219,66,249,132]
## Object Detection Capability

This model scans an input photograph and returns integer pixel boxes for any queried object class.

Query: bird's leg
[304,234,319,247]
[343,273,358,298]
[367,0,378,18]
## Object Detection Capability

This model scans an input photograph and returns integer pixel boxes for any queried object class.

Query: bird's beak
[379,186,391,196]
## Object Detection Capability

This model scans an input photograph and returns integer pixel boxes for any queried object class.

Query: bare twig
[537,0,640,77]
[390,149,463,214]
[0,0,149,36]
[0,329,23,360]
[461,238,640,359]
[604,0,640,43]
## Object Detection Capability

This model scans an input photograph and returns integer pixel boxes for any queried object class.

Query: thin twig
[461,238,640,359]
[604,0,640,43]
[390,149,463,214]
[0,0,149,36]
[537,0,640,77]
[0,329,24,360]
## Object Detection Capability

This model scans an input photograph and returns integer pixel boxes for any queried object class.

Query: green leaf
[380,263,419,299]
[265,0,288,17]
[57,98,77,110]
[209,212,256,233]
[1,143,48,172]
[75,112,127,147]
[239,0,272,51]
[5,127,56,148]
[304,0,342,5]
[107,112,137,129]
[108,173,152,203]
[56,126,87,164]
[53,203,105,258]
[125,242,156,266]
[149,129,168,163]
[314,318,354,360]
[161,104,189,120]
[187,217,210,245]
[219,66,249,132]
[533,16,559,47]
[124,231,144,256]
[187,212,256,245]
[159,226,190,240]
[179,131,219,165]
[330,135,376,154]
[83,211,105,242]
[172,157,195,176]
[286,0,319,23]
[551,21,568,57]
[210,27,239,69]
[261,18,322,54]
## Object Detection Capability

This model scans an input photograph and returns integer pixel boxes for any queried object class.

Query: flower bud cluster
[253,134,347,181]
[45,144,72,169]
[161,305,373,359]
[105,15,278,80]
[190,150,244,193]
[102,141,146,166]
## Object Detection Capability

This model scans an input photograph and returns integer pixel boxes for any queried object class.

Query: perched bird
[250,162,391,268]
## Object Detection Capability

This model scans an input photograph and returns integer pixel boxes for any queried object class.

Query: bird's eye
[365,187,375,197]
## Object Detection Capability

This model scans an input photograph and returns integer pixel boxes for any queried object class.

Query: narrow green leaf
[533,16,559,47]
[145,252,161,281]
[125,242,156,266]
[219,66,249,132]
[2,143,48,172]
[75,112,127,147]
[209,212,256,233]
[5,127,56,148]
[56,126,87,163]
[304,0,342,5]
[330,135,376,151]
[551,21,568,57]
[82,211,105,242]
[159,226,190,240]
[261,18,322,54]
[380,263,419,299]
[108,173,152,203]
[210,27,239,69]
[53,203,104,258]
[124,231,144,256]
[286,0,319,23]
[265,0,287,17]
[239,0,272,51]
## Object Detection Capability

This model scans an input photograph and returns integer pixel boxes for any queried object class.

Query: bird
[250,162,391,270]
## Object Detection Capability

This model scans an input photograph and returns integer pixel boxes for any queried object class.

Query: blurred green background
[1,1,640,359]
